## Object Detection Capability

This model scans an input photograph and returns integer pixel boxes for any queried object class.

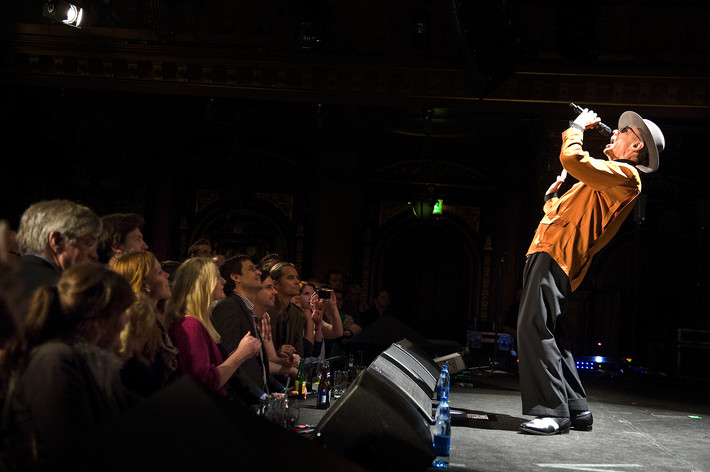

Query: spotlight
[43,1,84,28]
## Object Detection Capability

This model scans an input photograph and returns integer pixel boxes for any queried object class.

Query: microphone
[569,103,612,136]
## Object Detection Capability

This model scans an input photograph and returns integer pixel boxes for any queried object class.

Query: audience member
[187,239,225,267]
[296,282,323,362]
[111,251,172,305]
[360,289,392,328]
[97,213,148,265]
[164,257,261,396]
[269,261,308,359]
[341,283,366,322]
[1,261,138,465]
[211,255,283,405]
[298,282,345,358]
[15,199,101,302]
[187,239,213,259]
[110,251,179,397]
[330,287,362,356]
[0,221,24,346]
[160,260,182,287]
[0,220,21,269]
[258,253,281,275]
[324,269,346,291]
[1,224,26,432]
[253,272,300,381]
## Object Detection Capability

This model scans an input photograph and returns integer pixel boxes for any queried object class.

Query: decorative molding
[195,189,221,215]
[376,159,490,188]
[379,200,411,228]
[255,193,293,221]
[445,205,480,235]
[3,0,709,112]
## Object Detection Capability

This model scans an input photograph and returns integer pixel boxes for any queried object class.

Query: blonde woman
[110,251,178,397]
[164,257,260,396]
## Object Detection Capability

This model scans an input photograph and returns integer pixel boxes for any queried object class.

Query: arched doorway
[187,195,301,269]
[372,212,482,345]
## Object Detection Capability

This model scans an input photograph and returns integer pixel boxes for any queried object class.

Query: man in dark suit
[15,199,102,303]
[212,254,283,405]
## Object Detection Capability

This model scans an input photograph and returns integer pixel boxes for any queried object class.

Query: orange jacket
[526,127,642,291]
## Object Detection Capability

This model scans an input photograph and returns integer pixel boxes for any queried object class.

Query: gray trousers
[517,252,588,417]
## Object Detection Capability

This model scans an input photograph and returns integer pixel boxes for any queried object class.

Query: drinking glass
[333,370,347,399]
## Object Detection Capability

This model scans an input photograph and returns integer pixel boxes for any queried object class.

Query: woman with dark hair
[1,261,137,463]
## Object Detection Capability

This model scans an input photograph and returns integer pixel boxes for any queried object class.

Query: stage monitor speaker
[314,365,435,472]
[384,338,441,398]
[370,354,435,423]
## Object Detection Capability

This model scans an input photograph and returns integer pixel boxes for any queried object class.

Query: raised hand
[277,344,296,359]
[546,169,567,196]
[233,331,261,360]
[572,108,601,131]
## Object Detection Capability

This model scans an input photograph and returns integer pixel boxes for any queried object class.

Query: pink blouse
[169,316,226,396]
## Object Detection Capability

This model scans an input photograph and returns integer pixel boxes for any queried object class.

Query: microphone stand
[489,255,505,377]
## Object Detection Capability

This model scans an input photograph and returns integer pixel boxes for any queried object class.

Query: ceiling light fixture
[43,1,84,28]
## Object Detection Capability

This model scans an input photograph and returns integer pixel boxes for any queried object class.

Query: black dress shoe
[519,417,571,435]
[570,410,593,431]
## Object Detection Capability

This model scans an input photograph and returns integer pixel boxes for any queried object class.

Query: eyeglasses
[619,126,643,143]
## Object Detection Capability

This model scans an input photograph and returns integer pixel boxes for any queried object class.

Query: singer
[517,107,665,435]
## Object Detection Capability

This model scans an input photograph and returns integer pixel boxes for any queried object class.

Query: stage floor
[296,368,710,472]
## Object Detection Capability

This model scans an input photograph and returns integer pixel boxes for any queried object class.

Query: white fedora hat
[618,111,665,173]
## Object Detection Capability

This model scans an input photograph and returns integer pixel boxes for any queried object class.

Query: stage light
[43,1,84,28]
[575,356,626,378]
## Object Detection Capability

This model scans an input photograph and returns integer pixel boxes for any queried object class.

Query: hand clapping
[235,331,261,359]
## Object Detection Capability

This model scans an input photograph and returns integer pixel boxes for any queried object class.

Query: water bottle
[436,365,450,401]
[432,393,451,468]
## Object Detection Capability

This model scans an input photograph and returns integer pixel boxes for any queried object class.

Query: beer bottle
[294,358,307,399]
[355,350,365,377]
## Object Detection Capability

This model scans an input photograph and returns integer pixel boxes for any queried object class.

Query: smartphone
[317,289,331,299]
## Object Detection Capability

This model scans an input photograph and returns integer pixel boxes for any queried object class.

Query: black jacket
[211,293,282,404]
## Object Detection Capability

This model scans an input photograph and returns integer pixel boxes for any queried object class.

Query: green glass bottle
[294,358,307,399]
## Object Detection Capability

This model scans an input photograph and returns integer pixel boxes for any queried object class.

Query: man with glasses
[15,199,101,303]
[517,108,665,435]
